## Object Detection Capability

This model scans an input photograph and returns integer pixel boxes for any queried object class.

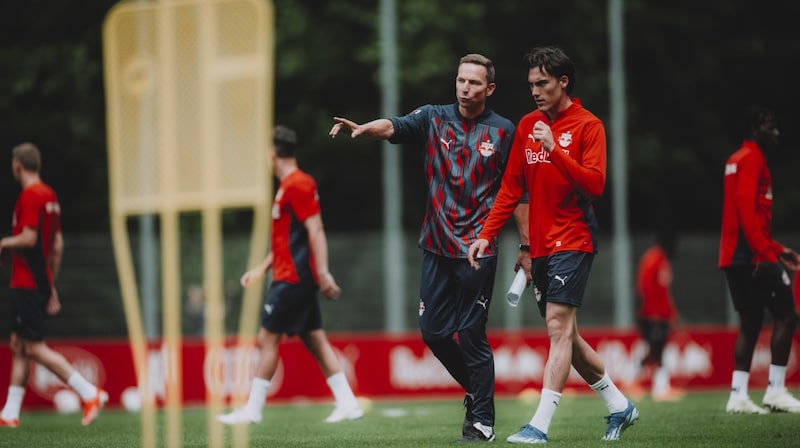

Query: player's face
[455,63,495,113]
[528,66,568,116]
[11,158,21,182]
[755,118,780,149]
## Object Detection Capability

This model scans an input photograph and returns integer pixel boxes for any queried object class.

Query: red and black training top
[10,182,61,291]
[388,103,516,258]
[270,169,320,286]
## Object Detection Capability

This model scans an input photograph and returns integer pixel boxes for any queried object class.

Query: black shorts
[531,251,593,317]
[638,319,670,347]
[9,288,50,341]
[724,263,794,313]
[418,250,497,338]
[261,281,322,336]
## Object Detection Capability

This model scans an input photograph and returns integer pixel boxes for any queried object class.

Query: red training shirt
[270,169,321,285]
[10,182,61,290]
[636,245,678,321]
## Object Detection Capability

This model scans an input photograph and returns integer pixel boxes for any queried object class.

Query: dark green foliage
[1,1,799,235]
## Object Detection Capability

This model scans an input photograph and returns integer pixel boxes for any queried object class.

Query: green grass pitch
[3,391,798,447]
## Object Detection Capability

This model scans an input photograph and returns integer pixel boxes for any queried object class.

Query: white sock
[652,367,670,396]
[326,372,359,410]
[767,365,787,393]
[244,377,270,414]
[590,372,629,413]
[529,388,560,434]
[730,370,749,399]
[1,386,25,419]
[67,372,97,401]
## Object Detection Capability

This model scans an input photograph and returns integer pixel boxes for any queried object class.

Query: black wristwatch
[519,244,530,251]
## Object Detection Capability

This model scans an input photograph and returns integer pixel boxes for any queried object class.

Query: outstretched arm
[329,117,395,140]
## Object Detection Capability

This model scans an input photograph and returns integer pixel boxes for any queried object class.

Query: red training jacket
[479,99,606,258]
[718,140,783,268]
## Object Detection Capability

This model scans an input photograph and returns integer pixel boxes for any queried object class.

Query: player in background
[467,46,638,443]
[330,53,526,442]
[218,126,362,425]
[794,270,800,349]
[719,106,800,414]
[0,143,107,428]
[633,229,683,401]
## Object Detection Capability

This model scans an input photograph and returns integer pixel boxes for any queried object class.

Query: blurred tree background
[0,0,799,336]
[1,0,799,235]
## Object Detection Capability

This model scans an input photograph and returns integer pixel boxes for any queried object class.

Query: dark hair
[460,53,496,84]
[656,228,677,259]
[273,125,297,158]
[739,106,775,140]
[523,46,576,94]
[12,142,41,172]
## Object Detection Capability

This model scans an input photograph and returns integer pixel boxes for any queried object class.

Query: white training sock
[67,372,97,401]
[244,377,270,414]
[652,367,670,396]
[590,372,629,413]
[529,388,561,434]
[326,372,359,409]
[730,370,749,399]
[1,386,25,419]
[767,364,787,393]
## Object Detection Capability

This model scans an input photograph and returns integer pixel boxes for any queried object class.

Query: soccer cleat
[324,405,364,423]
[81,389,108,426]
[725,396,768,414]
[601,400,639,441]
[456,422,495,443]
[762,389,800,413]
[0,416,19,428]
[217,408,263,425]
[506,424,548,444]
[462,393,475,437]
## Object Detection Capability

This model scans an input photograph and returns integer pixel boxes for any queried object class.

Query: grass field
[3,391,799,447]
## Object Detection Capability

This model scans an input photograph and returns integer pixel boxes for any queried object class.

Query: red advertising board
[1,326,797,410]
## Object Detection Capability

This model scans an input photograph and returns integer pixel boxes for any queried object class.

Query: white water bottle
[506,269,526,307]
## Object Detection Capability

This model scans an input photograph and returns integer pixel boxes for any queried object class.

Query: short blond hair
[460,53,495,84]
[12,142,41,172]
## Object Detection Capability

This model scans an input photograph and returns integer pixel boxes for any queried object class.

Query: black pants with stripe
[418,250,497,427]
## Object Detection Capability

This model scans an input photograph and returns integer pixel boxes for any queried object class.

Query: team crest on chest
[558,132,573,148]
[478,139,496,157]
